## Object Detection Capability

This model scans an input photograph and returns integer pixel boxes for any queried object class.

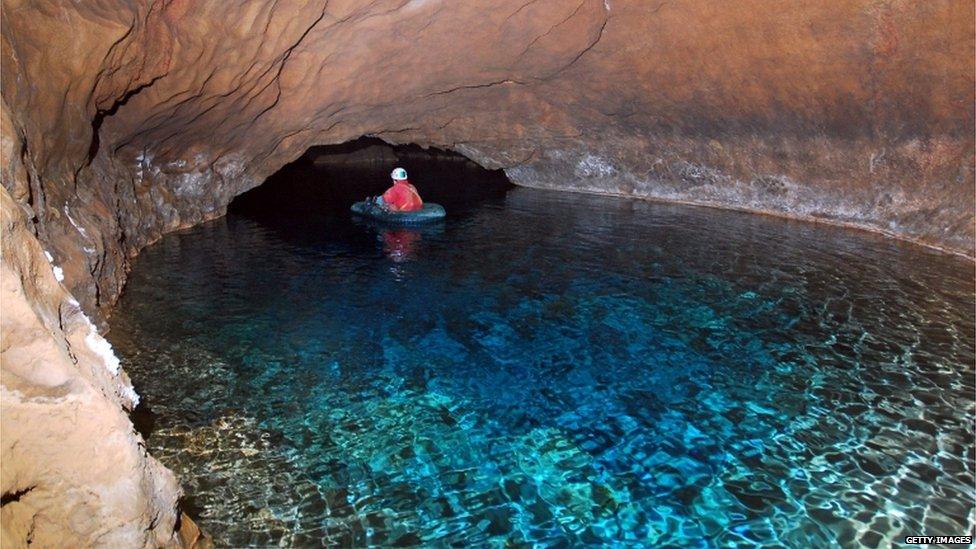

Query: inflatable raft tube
[350,201,446,224]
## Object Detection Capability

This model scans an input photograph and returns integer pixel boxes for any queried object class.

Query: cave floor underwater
[107,151,974,547]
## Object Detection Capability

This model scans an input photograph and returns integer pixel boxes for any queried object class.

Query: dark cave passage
[229,137,513,219]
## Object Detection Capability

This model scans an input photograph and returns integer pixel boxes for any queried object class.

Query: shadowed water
[109,157,975,547]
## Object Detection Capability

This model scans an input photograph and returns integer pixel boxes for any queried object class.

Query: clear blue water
[109,157,975,547]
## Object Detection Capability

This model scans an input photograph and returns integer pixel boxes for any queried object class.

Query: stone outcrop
[0,0,973,545]
[0,183,183,547]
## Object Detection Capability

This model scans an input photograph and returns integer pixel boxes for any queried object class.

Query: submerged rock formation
[0,0,973,545]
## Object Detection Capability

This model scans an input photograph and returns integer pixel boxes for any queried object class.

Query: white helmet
[391,167,408,180]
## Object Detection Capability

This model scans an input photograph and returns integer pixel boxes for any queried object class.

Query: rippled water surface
[110,156,975,547]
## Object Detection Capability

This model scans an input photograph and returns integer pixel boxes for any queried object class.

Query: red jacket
[382,180,423,212]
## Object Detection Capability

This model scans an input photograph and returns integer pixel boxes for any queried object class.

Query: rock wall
[0,183,183,547]
[0,0,973,545]
[1,0,973,315]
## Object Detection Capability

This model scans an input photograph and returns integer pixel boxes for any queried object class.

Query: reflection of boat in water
[350,199,446,225]
[351,215,445,264]
[381,229,421,263]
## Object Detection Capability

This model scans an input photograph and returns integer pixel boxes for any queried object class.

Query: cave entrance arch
[228,137,513,219]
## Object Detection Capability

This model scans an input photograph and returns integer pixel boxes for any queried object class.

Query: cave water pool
[109,180,975,547]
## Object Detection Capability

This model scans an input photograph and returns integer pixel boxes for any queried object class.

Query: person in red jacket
[380,167,423,212]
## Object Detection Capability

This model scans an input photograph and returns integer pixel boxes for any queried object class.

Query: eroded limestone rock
[1,0,971,318]
[0,184,183,547]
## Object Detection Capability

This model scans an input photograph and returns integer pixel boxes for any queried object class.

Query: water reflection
[382,229,421,263]
[110,162,974,546]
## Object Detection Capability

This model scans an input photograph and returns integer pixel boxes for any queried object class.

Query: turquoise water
[109,161,975,547]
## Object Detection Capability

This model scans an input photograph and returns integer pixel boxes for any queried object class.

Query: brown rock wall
[0,183,182,547]
[2,1,971,318]
[2,1,972,317]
